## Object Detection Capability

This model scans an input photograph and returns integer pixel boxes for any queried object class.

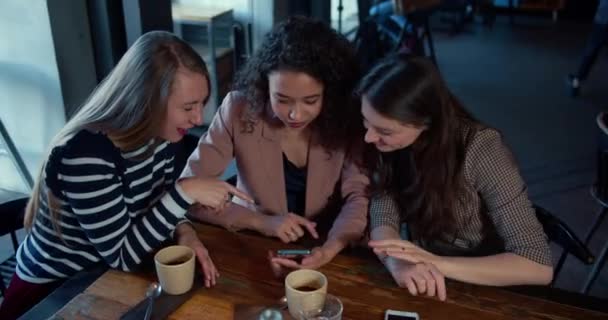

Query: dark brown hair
[233,16,362,153]
[358,54,479,242]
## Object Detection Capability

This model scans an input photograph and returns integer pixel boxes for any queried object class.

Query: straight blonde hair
[24,31,209,232]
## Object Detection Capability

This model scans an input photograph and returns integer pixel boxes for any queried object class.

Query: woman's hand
[260,213,319,243]
[388,259,447,301]
[175,223,219,288]
[268,243,341,278]
[369,239,440,265]
[179,178,253,211]
[299,246,335,269]
[268,250,292,278]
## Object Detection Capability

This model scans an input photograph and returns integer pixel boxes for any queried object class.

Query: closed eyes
[183,102,203,112]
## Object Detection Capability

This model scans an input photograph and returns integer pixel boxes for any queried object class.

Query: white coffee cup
[154,245,195,295]
[285,269,328,318]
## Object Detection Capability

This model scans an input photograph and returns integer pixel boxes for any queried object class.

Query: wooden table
[52,223,607,319]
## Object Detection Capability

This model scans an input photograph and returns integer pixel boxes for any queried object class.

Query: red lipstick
[287,122,305,129]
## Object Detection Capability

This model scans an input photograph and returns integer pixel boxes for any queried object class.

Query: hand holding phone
[276,249,311,264]
[276,249,312,257]
[385,309,420,320]
[268,249,311,278]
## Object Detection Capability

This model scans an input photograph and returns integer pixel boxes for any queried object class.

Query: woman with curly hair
[362,55,552,300]
[181,16,369,270]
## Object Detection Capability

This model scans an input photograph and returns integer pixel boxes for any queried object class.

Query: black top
[283,153,307,215]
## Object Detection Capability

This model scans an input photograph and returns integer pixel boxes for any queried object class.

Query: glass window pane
[331,0,359,34]
[0,0,65,194]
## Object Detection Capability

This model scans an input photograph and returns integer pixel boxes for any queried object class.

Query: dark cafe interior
[0,0,607,319]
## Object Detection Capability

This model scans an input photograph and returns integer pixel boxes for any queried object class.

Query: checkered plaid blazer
[369,126,552,266]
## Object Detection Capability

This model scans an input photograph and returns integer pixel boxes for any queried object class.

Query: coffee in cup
[285,269,328,318]
[154,245,195,295]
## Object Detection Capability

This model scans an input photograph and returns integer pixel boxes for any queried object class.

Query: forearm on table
[370,226,405,270]
[174,221,196,239]
[434,252,553,286]
[325,220,366,255]
[322,225,356,256]
[325,196,369,248]
[370,225,402,241]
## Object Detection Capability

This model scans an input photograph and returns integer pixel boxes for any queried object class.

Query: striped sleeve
[56,155,194,271]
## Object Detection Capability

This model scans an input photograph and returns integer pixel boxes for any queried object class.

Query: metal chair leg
[551,251,568,286]
[0,119,33,190]
[337,0,344,33]
[582,241,608,294]
[394,26,408,52]
[584,207,608,246]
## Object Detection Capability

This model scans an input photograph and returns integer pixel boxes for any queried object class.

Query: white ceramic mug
[154,245,195,295]
[285,269,328,318]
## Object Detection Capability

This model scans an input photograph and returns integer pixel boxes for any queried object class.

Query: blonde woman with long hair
[0,31,251,320]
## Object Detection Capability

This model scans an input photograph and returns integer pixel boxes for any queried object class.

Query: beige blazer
[181,92,369,242]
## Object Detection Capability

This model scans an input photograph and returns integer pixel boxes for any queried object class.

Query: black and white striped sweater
[16,130,193,284]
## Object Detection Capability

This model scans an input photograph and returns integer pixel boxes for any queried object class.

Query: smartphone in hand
[385,309,420,320]
[276,249,311,256]
[276,249,311,264]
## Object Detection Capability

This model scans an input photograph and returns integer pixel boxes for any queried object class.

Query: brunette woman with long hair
[362,55,552,300]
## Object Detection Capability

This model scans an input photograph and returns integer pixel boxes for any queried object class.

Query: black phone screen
[387,315,417,320]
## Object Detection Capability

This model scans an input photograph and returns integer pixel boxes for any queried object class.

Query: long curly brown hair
[233,16,363,153]
[359,54,480,242]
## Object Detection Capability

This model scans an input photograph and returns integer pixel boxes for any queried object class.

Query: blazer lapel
[260,121,288,214]
[304,134,343,217]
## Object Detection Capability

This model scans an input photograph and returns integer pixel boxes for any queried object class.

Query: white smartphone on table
[384,309,420,320]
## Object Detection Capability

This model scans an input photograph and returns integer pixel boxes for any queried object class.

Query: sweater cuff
[173,182,195,206]
[171,217,194,239]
